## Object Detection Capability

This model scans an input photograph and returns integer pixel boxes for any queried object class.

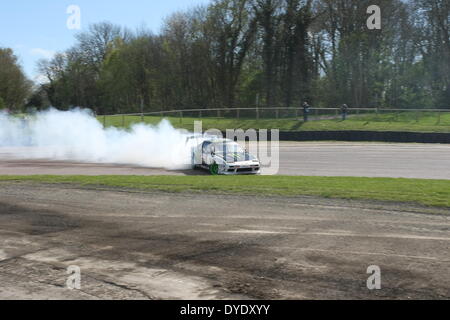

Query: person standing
[302,102,311,122]
[341,104,349,121]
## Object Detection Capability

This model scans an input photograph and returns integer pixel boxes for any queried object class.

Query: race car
[189,136,261,175]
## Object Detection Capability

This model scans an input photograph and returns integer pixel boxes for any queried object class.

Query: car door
[202,141,212,165]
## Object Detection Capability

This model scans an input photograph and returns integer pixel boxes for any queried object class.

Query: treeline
[11,0,450,114]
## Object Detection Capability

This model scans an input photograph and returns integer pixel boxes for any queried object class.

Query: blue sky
[0,0,210,81]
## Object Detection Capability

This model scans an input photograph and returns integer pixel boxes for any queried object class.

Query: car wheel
[209,163,219,175]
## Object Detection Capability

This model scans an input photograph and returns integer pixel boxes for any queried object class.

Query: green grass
[99,111,450,133]
[2,175,450,208]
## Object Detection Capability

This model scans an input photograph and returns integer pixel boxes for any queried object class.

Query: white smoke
[0,108,192,170]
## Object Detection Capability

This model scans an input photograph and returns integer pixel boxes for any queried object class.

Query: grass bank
[1,175,450,208]
[99,111,450,133]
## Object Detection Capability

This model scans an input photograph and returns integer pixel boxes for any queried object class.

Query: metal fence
[99,107,450,127]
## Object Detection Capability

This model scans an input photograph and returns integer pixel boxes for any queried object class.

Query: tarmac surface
[1,142,450,179]
[0,183,449,299]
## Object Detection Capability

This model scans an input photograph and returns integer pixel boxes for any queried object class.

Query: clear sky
[0,0,211,81]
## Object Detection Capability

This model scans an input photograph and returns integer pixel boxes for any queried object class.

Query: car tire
[209,163,219,175]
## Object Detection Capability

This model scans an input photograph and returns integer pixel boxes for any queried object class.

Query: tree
[37,22,129,113]
[75,22,129,73]
[0,96,5,110]
[253,0,283,107]
[413,0,450,107]
[279,0,314,107]
[207,0,258,108]
[0,48,31,110]
[32,0,450,113]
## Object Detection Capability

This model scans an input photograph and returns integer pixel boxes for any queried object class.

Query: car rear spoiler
[185,134,204,145]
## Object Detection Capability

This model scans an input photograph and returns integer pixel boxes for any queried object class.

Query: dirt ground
[0,182,449,300]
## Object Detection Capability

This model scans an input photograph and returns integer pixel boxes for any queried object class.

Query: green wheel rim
[209,163,219,175]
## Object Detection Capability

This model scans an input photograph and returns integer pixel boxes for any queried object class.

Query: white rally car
[189,136,261,175]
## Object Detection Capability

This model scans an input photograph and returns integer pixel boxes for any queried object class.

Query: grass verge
[1,175,450,208]
[99,111,450,133]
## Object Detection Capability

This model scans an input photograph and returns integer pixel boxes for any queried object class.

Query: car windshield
[213,142,256,162]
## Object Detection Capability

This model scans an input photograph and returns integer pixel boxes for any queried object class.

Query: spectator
[341,104,349,121]
[302,102,311,122]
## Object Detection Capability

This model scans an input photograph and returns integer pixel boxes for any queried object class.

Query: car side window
[202,141,212,154]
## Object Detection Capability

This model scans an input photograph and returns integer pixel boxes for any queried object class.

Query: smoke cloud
[0,108,192,170]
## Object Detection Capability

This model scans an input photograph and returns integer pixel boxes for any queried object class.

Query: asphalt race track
[276,142,450,179]
[1,142,450,179]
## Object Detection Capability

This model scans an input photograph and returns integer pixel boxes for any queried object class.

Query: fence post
[275,108,279,119]
[103,115,106,127]
[237,109,240,120]
[140,98,144,122]
[122,114,125,127]
[437,112,441,124]
[179,111,183,124]
[256,93,260,121]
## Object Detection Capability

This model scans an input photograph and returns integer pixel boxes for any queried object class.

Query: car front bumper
[219,163,261,175]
